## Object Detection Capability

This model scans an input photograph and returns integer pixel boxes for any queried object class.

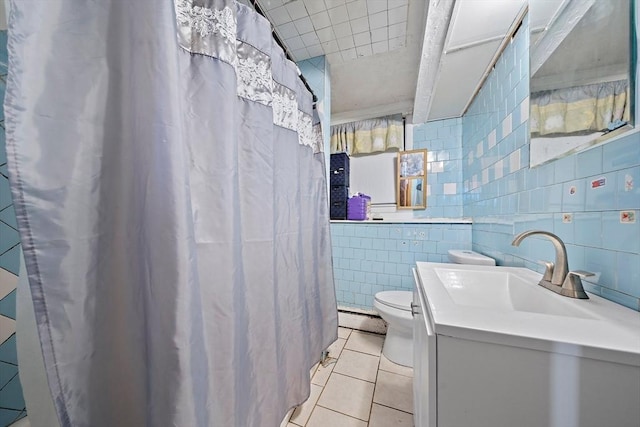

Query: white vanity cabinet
[412,268,436,427]
[412,263,640,427]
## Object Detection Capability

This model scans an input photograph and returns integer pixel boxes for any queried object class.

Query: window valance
[330,114,404,155]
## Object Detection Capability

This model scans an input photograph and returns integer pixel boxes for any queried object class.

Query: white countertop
[331,218,472,224]
[415,262,640,366]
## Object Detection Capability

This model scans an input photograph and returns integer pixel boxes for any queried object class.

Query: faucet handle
[536,260,555,282]
[560,270,594,299]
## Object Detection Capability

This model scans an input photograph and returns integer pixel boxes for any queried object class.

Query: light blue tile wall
[412,117,464,218]
[0,30,28,426]
[462,15,640,311]
[297,56,331,193]
[331,222,471,310]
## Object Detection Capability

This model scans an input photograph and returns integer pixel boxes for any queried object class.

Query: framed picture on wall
[397,149,427,209]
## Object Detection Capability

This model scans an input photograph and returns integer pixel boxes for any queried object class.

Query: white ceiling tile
[294,16,314,33]
[388,36,405,50]
[262,0,284,10]
[370,27,387,43]
[269,6,292,26]
[303,0,327,15]
[367,0,387,15]
[291,47,310,60]
[350,16,369,34]
[337,35,355,50]
[286,1,309,20]
[307,44,325,57]
[341,47,357,61]
[310,11,332,29]
[285,36,307,50]
[356,44,373,57]
[388,5,407,25]
[322,39,340,53]
[346,0,367,19]
[371,40,389,54]
[388,22,406,39]
[324,0,346,8]
[387,0,407,7]
[333,21,352,38]
[316,26,336,42]
[276,22,299,39]
[325,52,343,64]
[328,5,349,25]
[368,11,387,29]
[301,31,321,47]
[353,31,371,46]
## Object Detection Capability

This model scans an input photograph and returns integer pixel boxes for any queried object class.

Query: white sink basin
[434,268,596,319]
[416,262,640,366]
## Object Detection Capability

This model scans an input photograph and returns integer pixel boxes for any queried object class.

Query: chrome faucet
[511,230,593,299]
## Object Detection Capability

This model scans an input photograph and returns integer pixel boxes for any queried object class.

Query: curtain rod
[249,0,318,104]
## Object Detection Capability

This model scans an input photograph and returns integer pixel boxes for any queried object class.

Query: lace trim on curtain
[272,82,298,130]
[174,0,237,66]
[236,41,272,106]
[174,0,318,144]
[298,113,315,149]
[311,123,324,154]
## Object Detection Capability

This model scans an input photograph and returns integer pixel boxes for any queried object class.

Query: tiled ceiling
[257,0,410,63]
[253,0,531,123]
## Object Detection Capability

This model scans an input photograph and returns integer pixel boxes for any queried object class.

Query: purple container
[347,194,371,220]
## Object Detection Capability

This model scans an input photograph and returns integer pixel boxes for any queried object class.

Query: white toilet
[373,249,495,367]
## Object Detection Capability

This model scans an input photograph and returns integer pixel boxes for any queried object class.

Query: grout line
[377,366,414,378]
[371,401,414,416]
[329,369,377,385]
[314,402,371,424]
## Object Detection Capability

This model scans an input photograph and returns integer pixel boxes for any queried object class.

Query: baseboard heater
[337,306,387,334]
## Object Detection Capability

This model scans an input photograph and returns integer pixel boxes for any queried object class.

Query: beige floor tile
[327,337,347,359]
[337,327,352,339]
[333,349,380,383]
[289,384,323,426]
[344,330,384,356]
[311,359,336,387]
[0,268,18,301]
[369,403,414,427]
[0,314,16,345]
[379,354,414,378]
[306,406,367,427]
[310,362,319,379]
[280,408,294,427]
[8,418,31,427]
[317,373,375,421]
[373,370,414,414]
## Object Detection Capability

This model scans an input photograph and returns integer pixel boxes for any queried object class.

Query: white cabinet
[412,268,436,427]
[412,266,640,427]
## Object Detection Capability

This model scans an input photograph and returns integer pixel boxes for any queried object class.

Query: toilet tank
[448,249,495,266]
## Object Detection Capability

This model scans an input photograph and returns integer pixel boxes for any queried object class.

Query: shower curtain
[4,0,337,426]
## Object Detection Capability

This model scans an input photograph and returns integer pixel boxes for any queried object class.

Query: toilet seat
[374,291,412,311]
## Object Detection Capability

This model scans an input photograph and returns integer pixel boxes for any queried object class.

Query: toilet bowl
[374,249,495,368]
[373,291,414,367]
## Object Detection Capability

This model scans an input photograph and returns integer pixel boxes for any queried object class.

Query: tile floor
[281,327,414,427]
